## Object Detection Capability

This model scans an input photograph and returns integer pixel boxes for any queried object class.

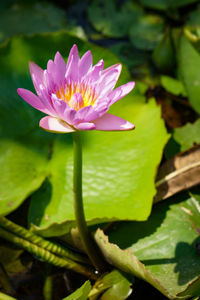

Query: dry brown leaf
[154,145,200,203]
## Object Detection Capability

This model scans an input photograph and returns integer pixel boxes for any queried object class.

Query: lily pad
[95,191,200,299]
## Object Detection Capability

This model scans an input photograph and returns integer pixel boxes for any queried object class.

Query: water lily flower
[17,45,135,133]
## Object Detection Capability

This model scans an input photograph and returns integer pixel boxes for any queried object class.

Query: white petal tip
[121,122,135,130]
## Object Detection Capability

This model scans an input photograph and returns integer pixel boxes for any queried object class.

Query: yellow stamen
[56,82,97,110]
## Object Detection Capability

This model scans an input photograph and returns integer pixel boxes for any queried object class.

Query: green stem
[0,217,89,265]
[43,265,53,300]
[0,227,96,280]
[72,131,107,272]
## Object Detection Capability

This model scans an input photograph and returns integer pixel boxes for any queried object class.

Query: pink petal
[109,81,135,105]
[36,87,56,115]
[54,51,66,84]
[93,113,135,131]
[85,59,104,82]
[54,52,66,72]
[93,100,109,116]
[66,44,80,81]
[46,60,60,91]
[51,95,82,126]
[75,122,96,131]
[17,88,50,114]
[47,59,54,75]
[99,64,121,86]
[96,64,122,97]
[76,105,99,122]
[43,69,55,91]
[102,63,122,77]
[46,52,66,88]
[51,95,68,118]
[63,108,77,125]
[97,79,118,98]
[29,62,44,94]
[79,50,93,78]
[40,116,75,133]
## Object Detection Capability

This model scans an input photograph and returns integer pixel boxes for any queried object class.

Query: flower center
[56,82,97,110]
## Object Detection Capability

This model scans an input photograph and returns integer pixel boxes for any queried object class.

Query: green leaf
[63,281,91,300]
[88,0,143,38]
[129,14,165,50]
[179,34,200,114]
[0,0,68,43]
[161,76,187,96]
[89,270,132,300]
[95,191,200,299]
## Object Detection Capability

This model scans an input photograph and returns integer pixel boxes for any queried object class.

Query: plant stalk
[72,131,107,273]
[0,227,97,280]
[0,217,89,265]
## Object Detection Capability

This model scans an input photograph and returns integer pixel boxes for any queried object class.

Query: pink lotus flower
[17,45,135,133]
